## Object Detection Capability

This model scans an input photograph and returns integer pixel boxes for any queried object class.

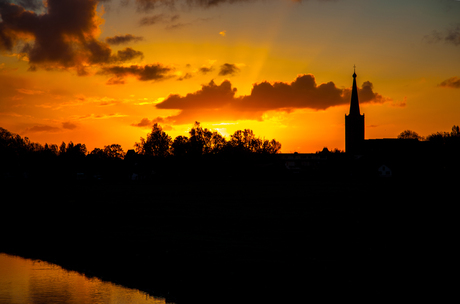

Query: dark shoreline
[1,176,453,303]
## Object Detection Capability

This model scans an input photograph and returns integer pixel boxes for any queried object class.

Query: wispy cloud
[62,121,78,130]
[35,95,123,110]
[16,88,44,95]
[131,117,173,130]
[25,125,61,133]
[424,24,460,46]
[139,14,180,26]
[105,34,144,45]
[72,113,128,120]
[438,76,460,88]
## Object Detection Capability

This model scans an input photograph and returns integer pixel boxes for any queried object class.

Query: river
[0,253,169,304]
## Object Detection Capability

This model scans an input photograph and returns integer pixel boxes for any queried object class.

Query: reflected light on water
[0,253,168,304]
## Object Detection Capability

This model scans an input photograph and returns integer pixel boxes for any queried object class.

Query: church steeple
[345,66,365,154]
[349,66,361,116]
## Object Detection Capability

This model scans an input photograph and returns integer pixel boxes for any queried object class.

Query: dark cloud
[165,22,189,30]
[241,76,342,111]
[218,63,240,76]
[85,40,144,64]
[62,121,77,130]
[445,24,460,46]
[139,14,179,26]
[129,0,337,12]
[341,81,387,104]
[190,0,253,8]
[98,64,174,84]
[132,0,263,12]
[26,125,61,133]
[199,66,214,74]
[424,24,460,46]
[423,30,443,44]
[134,0,161,12]
[157,79,237,110]
[177,72,193,81]
[12,0,43,11]
[438,76,460,88]
[105,34,144,45]
[105,76,126,85]
[0,0,143,72]
[86,38,113,64]
[131,117,153,127]
[115,47,144,61]
[155,74,390,124]
[140,14,166,26]
[131,117,173,130]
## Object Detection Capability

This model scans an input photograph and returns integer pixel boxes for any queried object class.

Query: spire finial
[353,64,357,78]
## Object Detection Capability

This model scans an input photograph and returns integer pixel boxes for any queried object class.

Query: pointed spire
[349,65,360,116]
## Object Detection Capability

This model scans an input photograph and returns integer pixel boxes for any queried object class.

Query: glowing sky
[1,0,460,153]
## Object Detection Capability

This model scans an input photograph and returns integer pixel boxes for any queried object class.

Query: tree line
[2,124,459,161]
[0,122,281,161]
[2,123,459,182]
[135,122,282,158]
[397,125,460,156]
[1,123,283,181]
[397,125,460,143]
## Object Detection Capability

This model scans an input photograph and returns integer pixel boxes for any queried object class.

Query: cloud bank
[155,74,389,124]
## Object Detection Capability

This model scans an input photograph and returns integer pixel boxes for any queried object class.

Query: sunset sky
[1,0,460,153]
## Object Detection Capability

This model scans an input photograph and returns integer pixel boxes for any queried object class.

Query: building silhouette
[345,68,365,154]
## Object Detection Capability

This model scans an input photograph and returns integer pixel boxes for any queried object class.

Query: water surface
[0,253,168,304]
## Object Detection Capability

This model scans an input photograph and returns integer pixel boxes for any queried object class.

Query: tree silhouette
[89,148,105,158]
[44,143,59,156]
[427,125,460,144]
[228,129,257,153]
[59,142,66,155]
[64,142,87,158]
[134,123,172,157]
[451,125,460,137]
[227,129,281,154]
[0,127,28,156]
[171,135,189,157]
[188,121,213,156]
[104,144,125,159]
[210,131,226,154]
[397,130,422,140]
[89,145,124,159]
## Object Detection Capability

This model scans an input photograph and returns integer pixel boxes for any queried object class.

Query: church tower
[345,67,365,154]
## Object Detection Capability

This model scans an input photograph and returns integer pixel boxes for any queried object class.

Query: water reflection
[0,253,168,304]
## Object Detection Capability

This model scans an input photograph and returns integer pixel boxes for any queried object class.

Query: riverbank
[1,176,454,303]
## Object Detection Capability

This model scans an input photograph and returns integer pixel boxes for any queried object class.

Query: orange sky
[1,0,460,153]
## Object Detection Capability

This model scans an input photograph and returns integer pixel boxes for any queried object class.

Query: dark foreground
[1,175,455,303]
